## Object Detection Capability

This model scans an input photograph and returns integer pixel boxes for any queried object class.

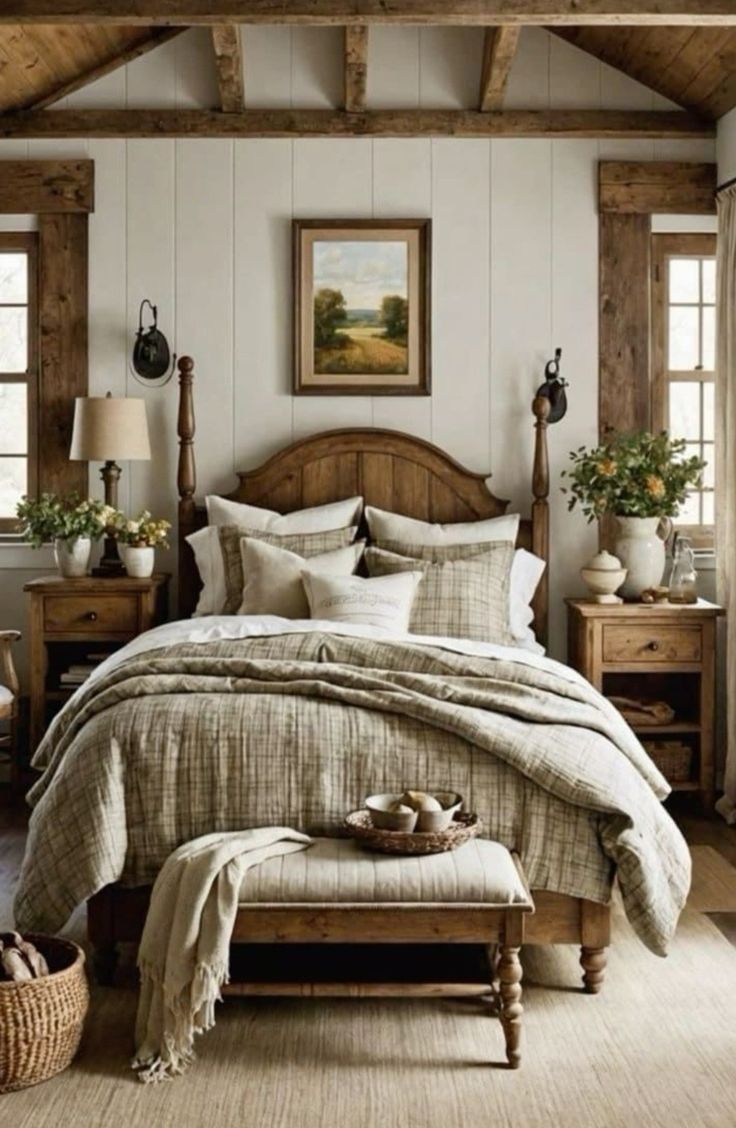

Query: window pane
[0,253,27,304]
[669,306,699,369]
[702,259,716,304]
[675,491,700,525]
[702,492,714,525]
[0,307,27,372]
[0,383,27,453]
[0,456,26,518]
[702,305,715,371]
[669,259,699,303]
[703,383,714,441]
[669,382,700,440]
[702,443,714,488]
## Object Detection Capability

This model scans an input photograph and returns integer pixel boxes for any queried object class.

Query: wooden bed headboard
[176,356,551,642]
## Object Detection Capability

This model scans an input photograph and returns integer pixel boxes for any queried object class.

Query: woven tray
[344,810,481,855]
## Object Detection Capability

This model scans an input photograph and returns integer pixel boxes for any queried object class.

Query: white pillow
[365,505,519,546]
[510,549,546,653]
[187,525,225,616]
[207,495,363,532]
[238,538,363,619]
[302,570,423,633]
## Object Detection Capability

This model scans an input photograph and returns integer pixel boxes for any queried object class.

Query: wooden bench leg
[580,899,610,995]
[580,947,607,995]
[498,944,523,1069]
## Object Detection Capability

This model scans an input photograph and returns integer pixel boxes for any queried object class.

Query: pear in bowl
[400,790,463,832]
[365,793,419,832]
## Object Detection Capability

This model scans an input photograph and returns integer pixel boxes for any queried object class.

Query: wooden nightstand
[24,574,170,753]
[566,599,723,808]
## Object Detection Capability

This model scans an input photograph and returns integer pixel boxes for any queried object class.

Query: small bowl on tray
[344,809,481,856]
[365,790,463,834]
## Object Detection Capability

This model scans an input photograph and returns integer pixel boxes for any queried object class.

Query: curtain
[715,186,736,824]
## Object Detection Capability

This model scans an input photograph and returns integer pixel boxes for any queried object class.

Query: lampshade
[70,395,151,462]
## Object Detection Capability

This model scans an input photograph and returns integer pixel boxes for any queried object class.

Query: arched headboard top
[176,358,551,640]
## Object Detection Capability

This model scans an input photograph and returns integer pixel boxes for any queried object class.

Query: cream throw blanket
[132,826,312,1083]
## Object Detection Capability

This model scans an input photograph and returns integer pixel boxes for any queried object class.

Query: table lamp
[70,393,151,575]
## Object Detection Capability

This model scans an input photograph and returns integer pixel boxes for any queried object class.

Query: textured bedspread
[15,623,690,954]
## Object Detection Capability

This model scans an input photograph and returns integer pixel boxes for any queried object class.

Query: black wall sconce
[131,299,175,386]
[535,347,568,424]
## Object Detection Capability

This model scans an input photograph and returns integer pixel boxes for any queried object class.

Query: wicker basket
[0,935,89,1093]
[344,810,481,855]
[642,740,694,783]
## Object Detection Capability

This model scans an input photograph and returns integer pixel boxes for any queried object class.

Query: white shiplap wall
[0,27,716,682]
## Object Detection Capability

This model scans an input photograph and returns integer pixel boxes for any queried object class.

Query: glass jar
[669,535,698,604]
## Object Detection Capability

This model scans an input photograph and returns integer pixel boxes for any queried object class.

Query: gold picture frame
[293,218,431,396]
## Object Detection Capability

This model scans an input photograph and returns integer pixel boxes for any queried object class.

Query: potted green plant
[111,510,171,578]
[561,431,705,598]
[16,494,113,578]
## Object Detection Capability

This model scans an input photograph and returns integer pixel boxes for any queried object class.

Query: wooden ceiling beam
[479,27,520,110]
[344,25,368,112]
[3,4,736,28]
[30,27,186,110]
[0,108,713,140]
[211,24,244,112]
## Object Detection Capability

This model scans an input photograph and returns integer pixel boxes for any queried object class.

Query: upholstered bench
[227,837,535,1069]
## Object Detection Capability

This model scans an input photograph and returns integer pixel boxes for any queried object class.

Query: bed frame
[88,355,610,992]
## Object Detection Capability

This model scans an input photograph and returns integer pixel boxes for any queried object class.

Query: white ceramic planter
[54,536,91,578]
[614,516,668,599]
[121,545,155,578]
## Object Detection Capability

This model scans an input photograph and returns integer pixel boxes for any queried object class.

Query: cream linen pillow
[302,571,423,633]
[365,543,515,644]
[206,495,362,531]
[375,537,545,651]
[237,538,364,619]
[365,506,519,546]
[187,524,358,616]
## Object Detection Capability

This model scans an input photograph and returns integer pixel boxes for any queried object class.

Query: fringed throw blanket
[133,826,311,1083]
[14,621,691,956]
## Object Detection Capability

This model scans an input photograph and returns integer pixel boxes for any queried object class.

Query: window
[0,233,38,533]
[651,233,716,550]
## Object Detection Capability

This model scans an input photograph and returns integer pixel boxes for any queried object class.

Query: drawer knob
[647,640,659,652]
[86,611,98,622]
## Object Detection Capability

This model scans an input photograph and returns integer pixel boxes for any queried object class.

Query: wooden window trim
[0,233,39,533]
[651,232,716,551]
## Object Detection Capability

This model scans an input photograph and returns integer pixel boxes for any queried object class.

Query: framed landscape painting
[293,219,431,395]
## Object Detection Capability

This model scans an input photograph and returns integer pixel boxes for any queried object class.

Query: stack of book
[59,652,112,688]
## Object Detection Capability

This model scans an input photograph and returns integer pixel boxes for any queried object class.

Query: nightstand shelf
[567,598,723,808]
[24,573,170,755]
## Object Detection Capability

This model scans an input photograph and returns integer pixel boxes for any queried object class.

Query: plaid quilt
[15,631,690,954]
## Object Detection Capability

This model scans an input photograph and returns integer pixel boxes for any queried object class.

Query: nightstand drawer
[602,624,702,664]
[43,594,138,634]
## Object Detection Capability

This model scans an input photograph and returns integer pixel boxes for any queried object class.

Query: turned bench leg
[580,897,610,995]
[498,944,523,1069]
[580,946,607,994]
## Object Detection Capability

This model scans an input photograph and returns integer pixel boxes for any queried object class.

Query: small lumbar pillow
[238,537,364,619]
[301,570,423,633]
[207,494,362,531]
[365,505,519,546]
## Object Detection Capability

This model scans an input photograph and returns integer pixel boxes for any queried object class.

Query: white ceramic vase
[121,545,155,578]
[54,536,91,578]
[613,516,668,599]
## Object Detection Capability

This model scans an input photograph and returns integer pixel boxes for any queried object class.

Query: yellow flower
[597,458,618,477]
[645,474,665,499]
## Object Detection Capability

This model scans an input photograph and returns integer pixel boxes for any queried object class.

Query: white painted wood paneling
[0,26,720,688]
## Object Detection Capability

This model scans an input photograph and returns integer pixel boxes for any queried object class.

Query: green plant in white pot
[561,431,705,599]
[16,494,112,577]
[111,510,171,578]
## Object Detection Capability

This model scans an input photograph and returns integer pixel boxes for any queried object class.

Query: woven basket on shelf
[0,934,89,1094]
[642,740,693,783]
[344,810,481,855]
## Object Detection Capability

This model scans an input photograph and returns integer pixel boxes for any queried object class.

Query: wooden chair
[0,630,21,790]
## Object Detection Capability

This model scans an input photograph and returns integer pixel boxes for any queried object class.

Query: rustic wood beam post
[479,27,520,111]
[211,24,245,112]
[344,25,368,112]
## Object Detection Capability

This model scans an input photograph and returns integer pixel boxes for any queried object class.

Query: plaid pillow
[364,543,515,644]
[374,538,504,561]
[219,525,358,614]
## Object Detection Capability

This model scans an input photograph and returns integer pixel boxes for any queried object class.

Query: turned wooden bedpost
[177,356,197,618]
[531,394,551,647]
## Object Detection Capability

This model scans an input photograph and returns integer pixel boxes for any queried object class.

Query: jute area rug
[1,896,734,1128]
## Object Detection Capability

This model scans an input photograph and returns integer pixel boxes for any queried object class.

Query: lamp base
[92,535,126,577]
